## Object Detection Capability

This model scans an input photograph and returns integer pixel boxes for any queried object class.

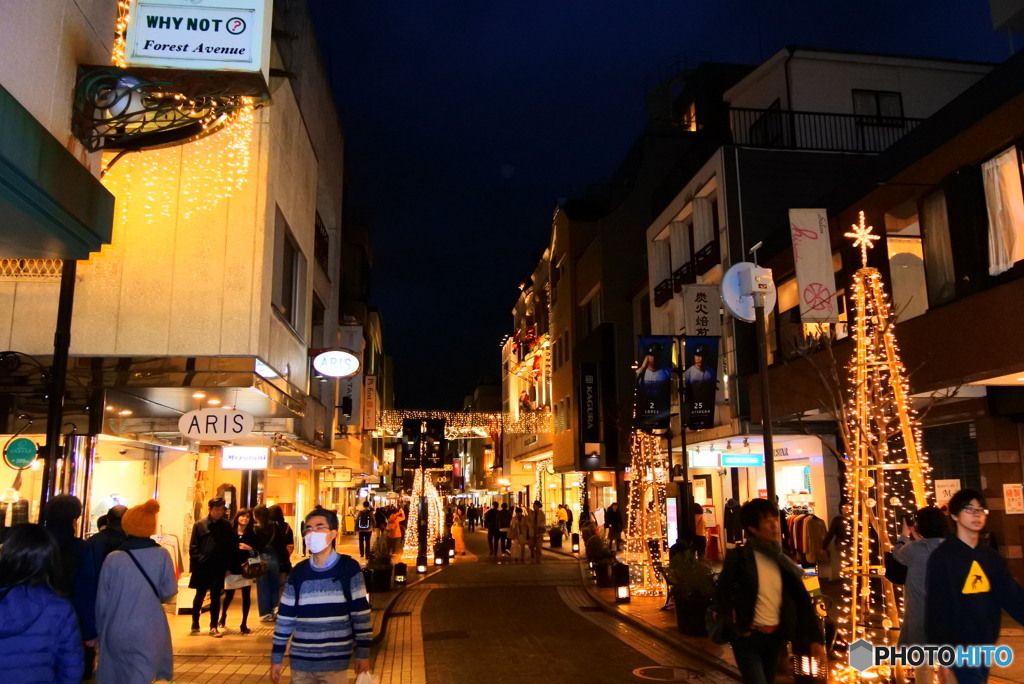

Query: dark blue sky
[309,1,1010,410]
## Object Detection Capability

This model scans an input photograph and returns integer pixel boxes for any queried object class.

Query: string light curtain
[625,430,668,596]
[834,212,933,683]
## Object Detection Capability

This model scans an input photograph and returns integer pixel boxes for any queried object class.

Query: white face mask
[305,531,331,554]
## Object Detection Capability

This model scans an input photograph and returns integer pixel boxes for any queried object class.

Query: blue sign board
[720,452,765,467]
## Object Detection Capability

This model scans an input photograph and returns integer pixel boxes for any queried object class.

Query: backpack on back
[356,510,372,530]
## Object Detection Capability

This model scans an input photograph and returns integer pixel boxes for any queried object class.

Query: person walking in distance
[466,503,478,532]
[528,501,546,563]
[355,502,374,559]
[96,499,177,684]
[451,506,466,556]
[0,523,84,683]
[189,497,237,636]
[509,506,530,563]
[271,508,371,684]
[604,502,623,552]
[387,505,406,556]
[926,489,1024,684]
[484,502,499,556]
[497,503,513,557]
[219,507,259,634]
[715,498,824,684]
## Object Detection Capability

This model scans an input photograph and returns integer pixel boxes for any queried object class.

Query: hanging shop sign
[4,437,38,470]
[934,479,960,506]
[322,467,352,484]
[363,376,378,430]
[271,453,311,470]
[221,446,268,469]
[312,350,361,378]
[179,407,254,440]
[683,336,719,430]
[721,452,765,467]
[788,208,839,324]
[636,336,673,431]
[124,0,273,78]
[336,326,365,426]
[682,284,722,337]
[578,362,602,444]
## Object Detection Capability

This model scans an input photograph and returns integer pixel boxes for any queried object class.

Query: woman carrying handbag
[220,508,260,634]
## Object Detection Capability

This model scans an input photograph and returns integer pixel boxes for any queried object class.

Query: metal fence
[729,107,922,153]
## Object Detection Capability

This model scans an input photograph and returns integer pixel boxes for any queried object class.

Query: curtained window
[981,146,1024,276]
[918,190,955,305]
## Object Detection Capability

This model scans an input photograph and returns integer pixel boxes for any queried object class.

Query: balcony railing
[694,241,720,274]
[729,107,923,153]
[673,262,695,292]
[654,278,673,307]
[314,212,330,274]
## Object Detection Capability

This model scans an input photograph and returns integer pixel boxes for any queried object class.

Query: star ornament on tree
[844,211,881,268]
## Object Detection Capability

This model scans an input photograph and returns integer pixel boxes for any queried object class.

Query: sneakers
[209,628,223,638]
[190,628,201,636]
[260,614,276,623]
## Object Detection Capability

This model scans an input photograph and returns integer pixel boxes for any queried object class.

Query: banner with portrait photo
[636,336,673,431]
[683,336,719,430]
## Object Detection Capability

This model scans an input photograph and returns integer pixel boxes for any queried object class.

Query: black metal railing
[672,262,695,292]
[314,212,330,274]
[654,278,674,307]
[729,107,923,153]
[694,241,719,274]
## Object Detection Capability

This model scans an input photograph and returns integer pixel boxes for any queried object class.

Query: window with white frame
[272,208,307,334]
[981,146,1024,276]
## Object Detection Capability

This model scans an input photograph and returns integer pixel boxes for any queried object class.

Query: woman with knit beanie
[95,499,177,684]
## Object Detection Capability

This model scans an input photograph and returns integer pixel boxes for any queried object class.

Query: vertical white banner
[682,284,721,336]
[337,326,363,427]
[363,376,378,431]
[789,209,839,323]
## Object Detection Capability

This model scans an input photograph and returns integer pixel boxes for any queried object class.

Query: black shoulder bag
[124,549,161,599]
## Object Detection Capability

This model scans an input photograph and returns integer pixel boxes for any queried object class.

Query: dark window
[272,208,306,334]
[314,212,330,275]
[923,422,980,491]
[852,90,904,123]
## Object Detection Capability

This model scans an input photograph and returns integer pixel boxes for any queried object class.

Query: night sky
[308,1,1010,410]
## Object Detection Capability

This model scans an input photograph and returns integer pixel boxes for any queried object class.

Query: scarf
[746,536,805,581]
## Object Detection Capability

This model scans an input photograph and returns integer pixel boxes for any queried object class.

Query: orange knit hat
[122,499,159,538]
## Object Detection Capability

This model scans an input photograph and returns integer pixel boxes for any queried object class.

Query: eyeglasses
[961,506,989,516]
[307,523,331,531]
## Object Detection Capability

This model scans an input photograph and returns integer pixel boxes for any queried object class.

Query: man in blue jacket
[926,489,1024,684]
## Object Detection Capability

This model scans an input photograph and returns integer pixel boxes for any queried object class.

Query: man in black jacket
[926,489,1024,684]
[716,498,824,684]
[483,502,499,556]
[189,497,238,637]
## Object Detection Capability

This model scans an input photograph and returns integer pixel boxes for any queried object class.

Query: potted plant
[585,535,616,587]
[548,523,564,548]
[364,534,393,593]
[664,550,716,636]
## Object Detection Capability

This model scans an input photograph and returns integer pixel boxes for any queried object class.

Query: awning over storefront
[0,85,113,259]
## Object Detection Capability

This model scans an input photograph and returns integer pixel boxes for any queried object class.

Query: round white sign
[313,350,360,378]
[179,408,255,441]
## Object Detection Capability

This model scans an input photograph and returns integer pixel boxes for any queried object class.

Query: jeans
[950,667,989,684]
[731,630,786,684]
[256,552,281,617]
[290,669,348,684]
[487,530,499,555]
[498,530,509,553]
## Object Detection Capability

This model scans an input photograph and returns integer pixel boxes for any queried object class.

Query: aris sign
[312,350,360,378]
[179,408,254,441]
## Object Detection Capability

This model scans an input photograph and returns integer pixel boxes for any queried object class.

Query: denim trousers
[256,552,281,617]
[731,631,786,684]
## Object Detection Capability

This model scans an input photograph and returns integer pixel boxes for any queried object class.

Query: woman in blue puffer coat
[0,522,84,683]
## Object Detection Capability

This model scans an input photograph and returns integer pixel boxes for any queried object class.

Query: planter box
[548,531,564,548]
[674,595,710,637]
[595,563,613,588]
[363,567,392,593]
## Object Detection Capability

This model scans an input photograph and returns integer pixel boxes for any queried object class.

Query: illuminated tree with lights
[625,430,669,596]
[834,212,933,683]
[402,469,445,563]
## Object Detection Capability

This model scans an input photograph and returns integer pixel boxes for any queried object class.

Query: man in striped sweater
[270,508,371,684]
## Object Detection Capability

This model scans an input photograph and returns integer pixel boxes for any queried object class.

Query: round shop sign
[5,437,38,469]
[178,408,255,441]
[313,350,360,378]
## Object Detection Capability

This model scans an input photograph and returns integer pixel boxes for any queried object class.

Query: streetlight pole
[418,419,428,564]
[672,335,694,539]
[753,295,776,506]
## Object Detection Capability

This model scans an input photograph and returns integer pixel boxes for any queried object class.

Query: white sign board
[272,453,311,470]
[789,208,839,323]
[221,446,268,469]
[178,408,254,440]
[125,0,272,78]
[313,350,360,378]
[682,284,722,337]
[1005,483,1024,514]
[934,479,961,506]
